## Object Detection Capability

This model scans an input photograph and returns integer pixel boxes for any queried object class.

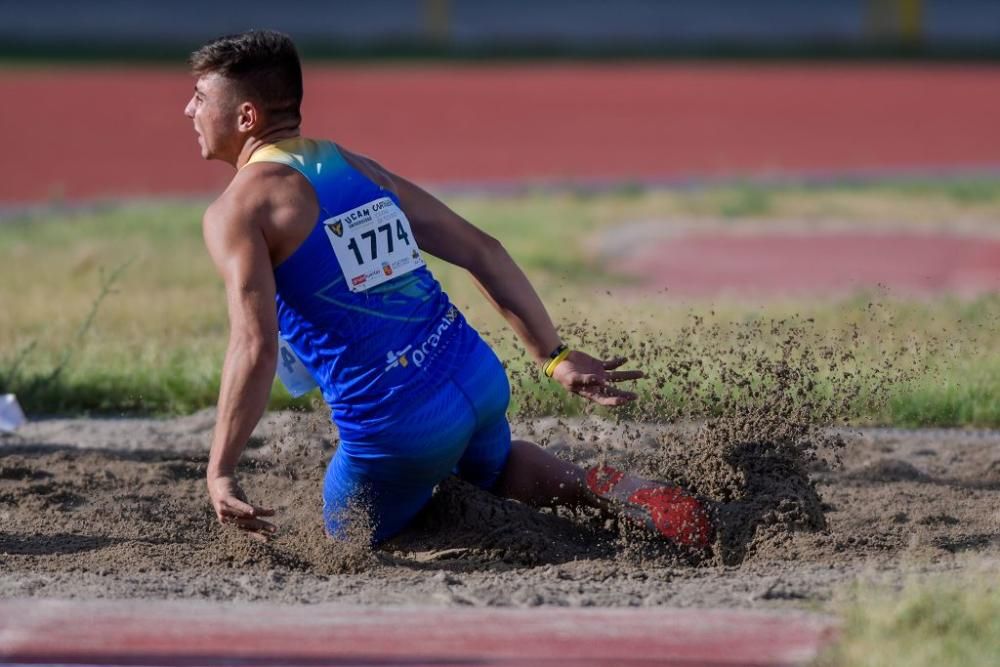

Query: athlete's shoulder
[201,169,279,237]
[206,167,267,220]
[245,137,344,173]
[336,144,398,195]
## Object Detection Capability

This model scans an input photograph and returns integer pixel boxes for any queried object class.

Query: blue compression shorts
[322,338,512,543]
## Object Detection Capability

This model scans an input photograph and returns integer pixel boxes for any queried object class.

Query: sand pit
[2,410,998,609]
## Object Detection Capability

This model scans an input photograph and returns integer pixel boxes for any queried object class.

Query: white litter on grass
[0,394,26,433]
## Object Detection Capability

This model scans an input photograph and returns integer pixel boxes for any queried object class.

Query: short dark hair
[189,30,303,124]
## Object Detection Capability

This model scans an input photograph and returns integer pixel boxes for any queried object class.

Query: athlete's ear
[237,101,258,133]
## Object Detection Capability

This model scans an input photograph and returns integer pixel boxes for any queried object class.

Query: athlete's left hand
[551,351,644,406]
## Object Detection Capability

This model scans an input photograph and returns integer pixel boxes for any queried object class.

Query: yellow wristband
[543,347,572,378]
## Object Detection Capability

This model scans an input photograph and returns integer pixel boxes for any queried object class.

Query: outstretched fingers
[601,356,628,370]
[224,515,278,536]
[605,369,644,382]
[567,367,643,389]
[217,498,278,537]
[553,352,644,405]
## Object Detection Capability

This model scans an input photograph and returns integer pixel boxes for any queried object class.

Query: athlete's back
[239,138,479,427]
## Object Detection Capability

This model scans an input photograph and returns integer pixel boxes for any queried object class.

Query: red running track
[616,231,1000,298]
[2,63,1000,203]
[0,599,836,666]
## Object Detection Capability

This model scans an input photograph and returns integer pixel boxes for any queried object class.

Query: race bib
[276,334,318,397]
[323,197,425,293]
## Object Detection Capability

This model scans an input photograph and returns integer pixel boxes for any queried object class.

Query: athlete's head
[184,30,303,163]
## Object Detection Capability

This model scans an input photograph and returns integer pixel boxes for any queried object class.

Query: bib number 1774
[345,219,411,265]
[323,196,425,293]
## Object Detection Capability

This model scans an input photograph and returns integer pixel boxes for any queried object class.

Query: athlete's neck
[235,125,302,169]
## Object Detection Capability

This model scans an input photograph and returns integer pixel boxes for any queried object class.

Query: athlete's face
[184,73,242,162]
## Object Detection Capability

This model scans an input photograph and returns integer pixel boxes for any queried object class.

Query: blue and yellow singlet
[247,138,477,431]
[247,138,512,543]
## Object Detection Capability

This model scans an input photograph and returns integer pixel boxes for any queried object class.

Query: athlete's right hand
[207,474,277,541]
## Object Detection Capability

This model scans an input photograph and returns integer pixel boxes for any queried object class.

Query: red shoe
[586,465,712,549]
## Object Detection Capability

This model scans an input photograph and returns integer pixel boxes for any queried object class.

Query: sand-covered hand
[207,474,277,541]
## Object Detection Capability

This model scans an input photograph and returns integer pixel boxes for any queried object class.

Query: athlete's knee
[503,439,547,478]
[494,440,590,507]
[323,486,369,538]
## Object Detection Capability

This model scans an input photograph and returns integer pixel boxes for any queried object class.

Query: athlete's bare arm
[201,178,281,539]
[339,147,642,406]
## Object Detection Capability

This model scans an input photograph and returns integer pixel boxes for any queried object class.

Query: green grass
[2,182,1000,423]
[717,185,775,218]
[888,357,1000,427]
[818,567,1000,667]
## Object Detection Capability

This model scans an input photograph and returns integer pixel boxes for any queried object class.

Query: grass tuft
[819,570,1000,667]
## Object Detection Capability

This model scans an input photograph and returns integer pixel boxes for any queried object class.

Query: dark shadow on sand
[383,478,619,571]
[0,532,126,556]
[711,441,827,566]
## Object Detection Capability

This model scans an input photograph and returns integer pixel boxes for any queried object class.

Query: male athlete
[185,30,710,549]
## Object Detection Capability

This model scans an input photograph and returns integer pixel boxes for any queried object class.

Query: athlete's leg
[494,439,597,508]
[494,443,682,508]
[323,446,442,544]
[494,440,712,549]
[452,344,589,510]
[451,337,515,490]
[325,381,478,544]
[453,335,711,547]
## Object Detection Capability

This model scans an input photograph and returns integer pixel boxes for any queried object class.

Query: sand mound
[2,313,997,606]
[3,416,999,608]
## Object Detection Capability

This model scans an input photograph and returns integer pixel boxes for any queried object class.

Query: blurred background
[3,0,1000,57]
[3,0,1000,197]
[1,0,999,425]
[2,0,1000,203]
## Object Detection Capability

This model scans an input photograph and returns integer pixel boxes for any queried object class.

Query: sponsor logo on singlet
[384,306,461,372]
